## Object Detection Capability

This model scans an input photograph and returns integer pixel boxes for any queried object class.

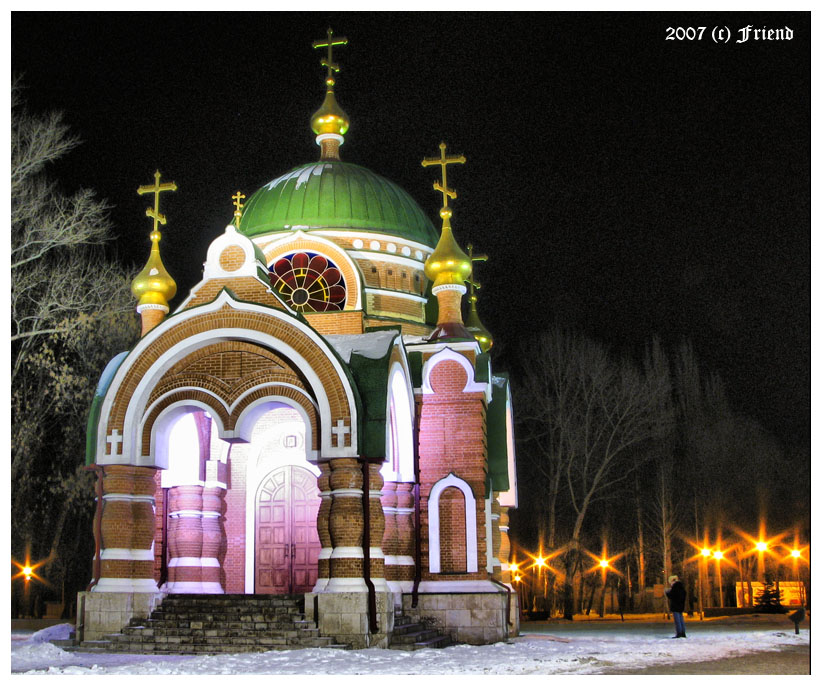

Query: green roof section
[85,351,129,465]
[486,373,511,494]
[323,330,402,459]
[238,161,439,248]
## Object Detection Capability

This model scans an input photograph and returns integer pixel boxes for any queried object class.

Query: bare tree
[10,80,138,610]
[518,327,675,618]
[11,78,134,386]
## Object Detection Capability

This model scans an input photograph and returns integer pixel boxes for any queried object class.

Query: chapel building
[78,31,518,649]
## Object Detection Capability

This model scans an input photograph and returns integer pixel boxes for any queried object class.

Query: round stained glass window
[269,252,347,312]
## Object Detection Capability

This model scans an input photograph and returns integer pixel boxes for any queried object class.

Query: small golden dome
[310,81,350,137]
[131,230,177,308]
[466,293,493,352]
[424,212,472,288]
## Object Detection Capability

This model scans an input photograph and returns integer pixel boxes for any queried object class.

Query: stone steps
[388,612,452,651]
[65,594,348,655]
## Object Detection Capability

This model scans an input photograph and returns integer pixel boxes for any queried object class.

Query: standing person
[665,574,687,638]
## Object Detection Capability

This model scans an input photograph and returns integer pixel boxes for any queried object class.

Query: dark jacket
[665,580,687,612]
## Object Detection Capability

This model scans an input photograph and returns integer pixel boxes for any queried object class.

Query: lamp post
[698,548,711,619]
[713,549,724,607]
[598,558,609,618]
[535,555,547,614]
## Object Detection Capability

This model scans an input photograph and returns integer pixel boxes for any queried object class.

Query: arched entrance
[255,465,321,593]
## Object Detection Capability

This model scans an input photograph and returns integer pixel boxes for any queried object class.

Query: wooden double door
[255,465,321,594]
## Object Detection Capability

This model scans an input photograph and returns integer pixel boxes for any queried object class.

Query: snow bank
[11,625,809,675]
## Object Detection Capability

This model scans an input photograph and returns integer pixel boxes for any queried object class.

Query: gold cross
[466,243,488,296]
[421,142,466,209]
[137,170,177,232]
[232,190,245,226]
[312,27,348,82]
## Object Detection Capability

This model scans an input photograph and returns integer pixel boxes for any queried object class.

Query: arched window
[381,365,414,483]
[439,487,467,573]
[269,252,346,312]
[428,474,478,573]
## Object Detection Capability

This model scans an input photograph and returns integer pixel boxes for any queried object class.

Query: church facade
[78,31,518,649]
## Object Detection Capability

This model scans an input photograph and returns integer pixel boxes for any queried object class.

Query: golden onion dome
[310,79,350,137]
[466,293,493,352]
[131,230,177,308]
[424,207,472,287]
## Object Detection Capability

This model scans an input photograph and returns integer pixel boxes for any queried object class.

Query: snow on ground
[10,616,809,675]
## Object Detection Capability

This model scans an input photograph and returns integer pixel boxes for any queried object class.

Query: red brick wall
[439,486,467,573]
[418,357,488,581]
[222,443,248,593]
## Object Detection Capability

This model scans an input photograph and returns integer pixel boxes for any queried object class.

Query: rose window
[269,252,346,312]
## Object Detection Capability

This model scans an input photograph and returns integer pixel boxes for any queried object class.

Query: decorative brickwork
[381,481,398,578]
[438,487,467,572]
[364,318,432,337]
[303,310,364,335]
[498,504,512,583]
[182,277,288,312]
[314,462,332,589]
[366,462,386,585]
[94,465,158,592]
[327,457,364,588]
[368,293,425,320]
[395,482,416,584]
[219,245,246,272]
[104,303,356,459]
[137,307,167,337]
[417,356,489,583]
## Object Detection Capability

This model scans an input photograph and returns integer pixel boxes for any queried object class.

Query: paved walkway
[603,644,810,674]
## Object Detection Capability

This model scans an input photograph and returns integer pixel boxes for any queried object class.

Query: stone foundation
[307,591,395,649]
[77,591,166,642]
[401,591,519,644]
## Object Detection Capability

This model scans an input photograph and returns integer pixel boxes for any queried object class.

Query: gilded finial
[421,142,466,213]
[232,190,245,227]
[132,170,177,316]
[312,27,348,90]
[465,244,493,352]
[422,142,471,288]
[137,170,177,235]
[310,28,350,159]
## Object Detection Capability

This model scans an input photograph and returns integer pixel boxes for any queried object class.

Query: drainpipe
[85,465,104,591]
[489,576,513,630]
[361,457,378,633]
[159,487,169,588]
[411,415,422,608]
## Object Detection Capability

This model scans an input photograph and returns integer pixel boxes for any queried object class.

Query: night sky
[11,12,810,451]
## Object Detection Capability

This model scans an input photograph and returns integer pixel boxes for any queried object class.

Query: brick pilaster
[315,462,332,591]
[381,481,399,582]
[394,482,416,586]
[327,457,365,591]
[93,465,159,593]
[366,462,387,589]
[167,485,204,591]
[498,506,512,584]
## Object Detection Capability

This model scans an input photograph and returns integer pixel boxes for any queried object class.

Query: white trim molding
[428,473,478,574]
[96,290,360,465]
[420,347,488,398]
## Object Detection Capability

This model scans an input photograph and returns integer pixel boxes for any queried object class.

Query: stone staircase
[388,611,452,650]
[62,594,348,655]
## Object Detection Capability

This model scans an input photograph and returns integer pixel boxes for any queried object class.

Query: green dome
[238,161,439,248]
